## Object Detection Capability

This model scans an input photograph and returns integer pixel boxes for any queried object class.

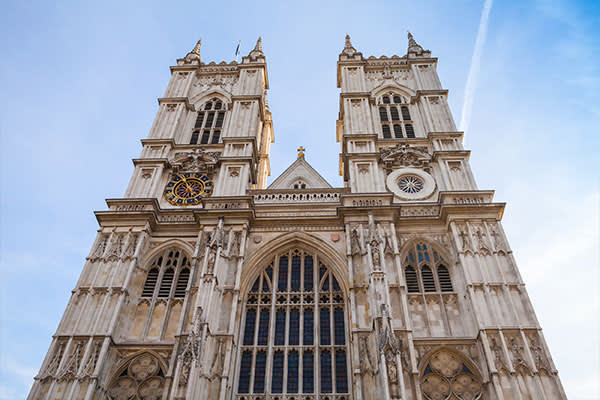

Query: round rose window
[398,175,424,193]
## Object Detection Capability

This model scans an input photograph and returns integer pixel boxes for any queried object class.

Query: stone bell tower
[28,37,274,400]
[336,33,567,400]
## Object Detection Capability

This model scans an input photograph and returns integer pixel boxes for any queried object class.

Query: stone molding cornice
[432,150,471,160]
[157,97,195,111]
[169,65,199,74]
[132,158,168,167]
[97,189,504,231]
[337,55,439,87]
[141,138,176,146]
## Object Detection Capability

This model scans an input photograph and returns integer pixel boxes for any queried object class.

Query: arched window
[292,179,308,189]
[237,249,349,396]
[134,247,192,341]
[377,92,415,139]
[141,249,191,299]
[405,266,419,293]
[190,98,227,145]
[403,242,453,293]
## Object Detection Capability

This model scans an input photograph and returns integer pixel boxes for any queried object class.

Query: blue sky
[1,0,598,398]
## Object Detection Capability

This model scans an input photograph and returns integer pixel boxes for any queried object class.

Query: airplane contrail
[460,0,494,138]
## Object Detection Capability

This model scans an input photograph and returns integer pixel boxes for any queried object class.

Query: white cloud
[459,0,493,136]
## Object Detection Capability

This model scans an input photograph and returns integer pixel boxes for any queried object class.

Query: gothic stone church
[29,34,567,400]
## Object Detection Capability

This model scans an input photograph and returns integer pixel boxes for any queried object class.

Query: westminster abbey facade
[29,34,568,400]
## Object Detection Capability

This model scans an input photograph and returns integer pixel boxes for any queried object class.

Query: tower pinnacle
[407,31,425,55]
[184,39,202,64]
[341,34,357,56]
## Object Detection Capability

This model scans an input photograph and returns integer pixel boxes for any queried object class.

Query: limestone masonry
[29,34,567,400]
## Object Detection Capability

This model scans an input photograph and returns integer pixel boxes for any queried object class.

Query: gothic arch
[189,90,232,109]
[418,347,484,400]
[106,350,169,400]
[139,239,194,269]
[234,233,352,396]
[399,236,454,266]
[371,82,416,102]
[240,231,349,296]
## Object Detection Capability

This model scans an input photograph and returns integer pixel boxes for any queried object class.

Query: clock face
[164,173,213,206]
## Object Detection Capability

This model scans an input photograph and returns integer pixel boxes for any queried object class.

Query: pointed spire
[342,34,357,56]
[407,32,418,47]
[254,36,263,52]
[247,36,264,61]
[184,39,202,64]
[407,31,424,55]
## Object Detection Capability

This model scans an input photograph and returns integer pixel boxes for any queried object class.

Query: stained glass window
[237,249,348,396]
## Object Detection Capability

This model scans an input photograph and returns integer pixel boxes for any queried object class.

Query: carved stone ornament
[350,228,364,256]
[247,37,264,61]
[108,353,165,399]
[169,148,220,176]
[528,335,549,372]
[90,234,109,261]
[178,307,204,386]
[359,335,377,375]
[380,143,431,173]
[184,39,202,65]
[420,350,483,400]
[341,34,358,57]
[386,167,437,201]
[508,336,531,374]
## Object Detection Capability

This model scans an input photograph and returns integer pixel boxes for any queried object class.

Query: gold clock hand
[178,174,194,192]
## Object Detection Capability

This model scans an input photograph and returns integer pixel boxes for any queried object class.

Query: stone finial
[184,39,202,64]
[247,36,264,61]
[342,34,357,56]
[254,36,263,52]
[407,31,424,54]
[297,146,305,158]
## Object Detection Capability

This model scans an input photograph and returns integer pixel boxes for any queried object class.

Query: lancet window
[133,247,191,340]
[190,98,227,145]
[403,243,453,293]
[237,249,349,399]
[142,248,191,299]
[377,93,415,139]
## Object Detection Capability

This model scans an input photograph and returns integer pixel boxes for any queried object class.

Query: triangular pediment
[268,157,332,189]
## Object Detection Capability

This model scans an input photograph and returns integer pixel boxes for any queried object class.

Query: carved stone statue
[370,240,381,270]
[350,228,363,256]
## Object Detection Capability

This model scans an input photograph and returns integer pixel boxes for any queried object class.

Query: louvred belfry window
[136,247,191,340]
[237,249,349,398]
[377,93,415,139]
[190,98,227,145]
[403,242,453,293]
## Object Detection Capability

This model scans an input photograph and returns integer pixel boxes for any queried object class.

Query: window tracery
[135,247,191,340]
[377,93,415,139]
[403,243,452,293]
[190,98,227,145]
[420,350,483,400]
[141,248,190,299]
[107,353,166,400]
[237,249,349,399]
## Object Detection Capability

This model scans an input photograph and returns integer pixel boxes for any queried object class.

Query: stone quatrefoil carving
[108,353,165,400]
[420,350,482,400]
